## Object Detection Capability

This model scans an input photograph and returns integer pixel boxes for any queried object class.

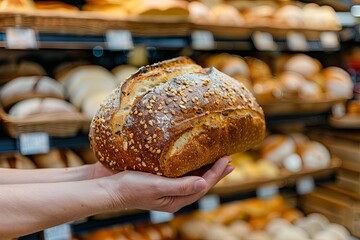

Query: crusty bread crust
[89,57,265,177]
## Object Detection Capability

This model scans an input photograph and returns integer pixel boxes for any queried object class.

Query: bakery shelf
[0,133,89,154]
[210,157,341,196]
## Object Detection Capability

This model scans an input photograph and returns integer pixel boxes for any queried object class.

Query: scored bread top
[89,57,265,177]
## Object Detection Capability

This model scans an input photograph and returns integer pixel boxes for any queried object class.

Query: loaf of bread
[90,57,265,177]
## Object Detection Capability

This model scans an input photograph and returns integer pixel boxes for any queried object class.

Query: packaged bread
[33,149,84,168]
[0,153,36,169]
[90,57,265,177]
[0,76,65,108]
[8,98,78,119]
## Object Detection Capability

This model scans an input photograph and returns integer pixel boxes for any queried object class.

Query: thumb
[157,176,207,197]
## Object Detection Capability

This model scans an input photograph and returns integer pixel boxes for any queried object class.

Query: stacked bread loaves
[90,57,265,177]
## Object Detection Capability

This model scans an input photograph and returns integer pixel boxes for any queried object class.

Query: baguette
[89,57,265,177]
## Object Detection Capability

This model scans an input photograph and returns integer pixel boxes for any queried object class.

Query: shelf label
[297,176,315,195]
[287,31,308,51]
[106,30,134,50]
[191,30,215,50]
[198,194,220,212]
[43,223,71,240]
[252,31,277,51]
[257,184,279,199]
[5,27,38,49]
[149,211,174,224]
[320,32,339,49]
[19,132,50,155]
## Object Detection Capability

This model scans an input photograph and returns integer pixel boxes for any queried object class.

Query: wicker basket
[0,105,88,137]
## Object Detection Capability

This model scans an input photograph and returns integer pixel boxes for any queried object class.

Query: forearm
[0,179,114,238]
[0,164,94,184]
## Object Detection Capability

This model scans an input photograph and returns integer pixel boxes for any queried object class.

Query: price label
[287,31,308,51]
[19,132,50,155]
[256,184,279,199]
[252,31,277,51]
[150,211,174,224]
[106,30,134,50]
[5,27,38,49]
[320,32,339,49]
[191,30,215,50]
[297,176,315,195]
[43,223,71,240]
[198,194,220,212]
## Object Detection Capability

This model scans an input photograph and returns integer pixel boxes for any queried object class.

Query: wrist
[95,176,127,212]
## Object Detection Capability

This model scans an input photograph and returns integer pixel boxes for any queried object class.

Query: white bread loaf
[90,57,265,177]
[0,76,64,107]
[9,98,77,119]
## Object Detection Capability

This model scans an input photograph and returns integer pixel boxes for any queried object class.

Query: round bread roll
[289,133,309,149]
[261,135,296,165]
[322,67,353,99]
[283,153,302,172]
[211,3,244,26]
[242,5,276,25]
[0,153,36,169]
[283,54,322,78]
[112,65,138,87]
[253,79,279,100]
[273,5,304,27]
[299,80,322,100]
[347,100,360,115]
[278,71,305,97]
[35,1,79,11]
[266,218,291,236]
[0,61,45,84]
[82,91,110,119]
[9,98,77,119]
[219,56,250,80]
[188,1,212,24]
[90,57,265,177]
[245,57,272,82]
[303,4,339,29]
[282,209,304,223]
[307,213,330,226]
[274,226,309,240]
[256,159,279,178]
[300,141,331,169]
[203,224,237,240]
[0,0,35,11]
[313,231,339,240]
[228,220,251,238]
[0,76,65,108]
[179,219,210,240]
[246,231,272,240]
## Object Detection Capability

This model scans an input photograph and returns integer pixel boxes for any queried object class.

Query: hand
[103,156,234,213]
[88,162,114,180]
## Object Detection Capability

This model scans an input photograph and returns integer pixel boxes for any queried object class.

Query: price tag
[5,27,38,49]
[150,211,174,224]
[252,31,277,51]
[198,194,220,212]
[19,132,50,155]
[297,176,315,195]
[43,223,71,240]
[256,184,279,199]
[320,32,339,49]
[106,30,134,50]
[191,30,215,50]
[287,31,308,51]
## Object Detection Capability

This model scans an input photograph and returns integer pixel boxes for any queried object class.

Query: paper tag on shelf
[150,211,174,224]
[287,31,308,51]
[191,30,215,50]
[256,184,279,199]
[106,30,134,50]
[19,132,50,155]
[297,176,315,195]
[5,27,38,49]
[320,32,339,49]
[43,223,71,240]
[252,31,277,51]
[198,194,220,212]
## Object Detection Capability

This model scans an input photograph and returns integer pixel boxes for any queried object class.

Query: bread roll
[112,65,138,87]
[211,3,244,26]
[188,1,212,24]
[35,1,79,11]
[219,56,250,80]
[299,80,322,100]
[245,57,272,82]
[0,76,65,108]
[130,0,189,17]
[278,72,305,97]
[322,67,353,99]
[299,141,330,169]
[273,5,304,27]
[82,91,110,119]
[261,135,296,165]
[90,57,265,177]
[203,224,237,240]
[0,0,35,11]
[0,153,36,169]
[246,231,272,240]
[347,100,360,115]
[0,61,45,84]
[9,98,77,119]
[242,5,276,25]
[283,54,322,78]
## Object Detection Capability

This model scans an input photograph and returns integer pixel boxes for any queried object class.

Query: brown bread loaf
[89,57,265,177]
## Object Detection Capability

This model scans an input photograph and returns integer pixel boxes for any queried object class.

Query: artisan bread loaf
[89,57,265,177]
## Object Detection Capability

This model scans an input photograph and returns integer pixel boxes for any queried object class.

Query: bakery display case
[0,0,359,239]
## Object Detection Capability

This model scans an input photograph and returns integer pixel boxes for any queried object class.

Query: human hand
[88,162,114,180]
[102,156,234,213]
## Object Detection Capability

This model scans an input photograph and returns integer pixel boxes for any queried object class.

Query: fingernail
[224,165,235,175]
[194,179,206,192]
